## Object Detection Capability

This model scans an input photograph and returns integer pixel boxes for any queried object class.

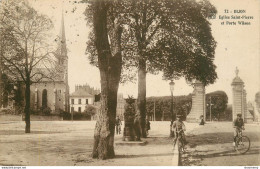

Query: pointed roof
[60,10,66,46]
[232,67,244,85]
[56,10,67,58]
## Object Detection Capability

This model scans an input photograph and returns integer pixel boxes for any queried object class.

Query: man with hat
[172,114,188,149]
[233,113,245,146]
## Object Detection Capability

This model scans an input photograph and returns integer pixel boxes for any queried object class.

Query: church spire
[58,9,67,57]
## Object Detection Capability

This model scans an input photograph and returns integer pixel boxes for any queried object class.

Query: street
[183,122,260,166]
[0,120,259,166]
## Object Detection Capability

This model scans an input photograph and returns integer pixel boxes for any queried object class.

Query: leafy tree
[0,0,56,133]
[87,0,217,138]
[206,91,228,121]
[1,73,14,108]
[121,0,217,137]
[223,104,232,121]
[84,0,217,158]
[146,95,192,121]
[84,105,97,116]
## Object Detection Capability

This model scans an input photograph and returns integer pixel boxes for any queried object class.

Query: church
[28,12,69,114]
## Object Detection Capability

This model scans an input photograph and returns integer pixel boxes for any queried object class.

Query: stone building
[254,92,260,122]
[69,84,99,113]
[116,93,125,120]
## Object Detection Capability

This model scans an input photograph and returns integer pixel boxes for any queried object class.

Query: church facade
[29,13,69,113]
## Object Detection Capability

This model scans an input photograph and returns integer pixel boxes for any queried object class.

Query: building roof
[70,89,94,97]
[231,76,244,84]
[31,68,65,82]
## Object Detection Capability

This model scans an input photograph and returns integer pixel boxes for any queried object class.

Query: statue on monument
[235,67,239,77]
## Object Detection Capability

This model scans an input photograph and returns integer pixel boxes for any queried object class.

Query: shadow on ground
[114,136,173,145]
[115,153,173,159]
[183,131,260,166]
[182,146,260,166]
[0,130,67,135]
[187,131,259,148]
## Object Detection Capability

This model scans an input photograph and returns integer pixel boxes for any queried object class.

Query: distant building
[117,93,125,120]
[91,93,125,121]
[69,84,100,113]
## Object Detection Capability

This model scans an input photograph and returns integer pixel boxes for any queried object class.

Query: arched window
[42,89,48,108]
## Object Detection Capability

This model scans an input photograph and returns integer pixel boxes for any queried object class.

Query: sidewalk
[75,121,201,166]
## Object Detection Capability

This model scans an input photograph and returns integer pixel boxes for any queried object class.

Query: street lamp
[169,80,175,137]
[207,95,220,121]
[169,80,175,120]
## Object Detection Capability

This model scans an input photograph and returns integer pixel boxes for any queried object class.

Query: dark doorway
[42,89,47,108]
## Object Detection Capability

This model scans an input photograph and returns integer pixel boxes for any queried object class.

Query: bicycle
[173,129,185,153]
[234,129,250,154]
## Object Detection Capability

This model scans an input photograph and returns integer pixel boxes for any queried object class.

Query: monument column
[186,80,206,122]
[255,92,260,122]
[231,67,250,122]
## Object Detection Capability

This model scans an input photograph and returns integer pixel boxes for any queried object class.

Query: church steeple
[55,8,70,112]
[59,10,67,57]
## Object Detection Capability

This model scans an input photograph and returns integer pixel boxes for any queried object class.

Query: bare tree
[0,0,56,133]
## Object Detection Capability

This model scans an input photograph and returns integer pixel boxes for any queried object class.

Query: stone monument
[186,80,206,122]
[231,67,253,122]
[254,92,260,122]
[122,97,135,141]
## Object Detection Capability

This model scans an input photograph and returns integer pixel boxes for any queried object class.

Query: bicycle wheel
[178,138,185,153]
[235,136,250,154]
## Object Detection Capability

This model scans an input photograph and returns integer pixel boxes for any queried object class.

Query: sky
[29,0,260,103]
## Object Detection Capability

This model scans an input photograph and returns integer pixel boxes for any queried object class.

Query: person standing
[145,117,151,136]
[115,116,122,135]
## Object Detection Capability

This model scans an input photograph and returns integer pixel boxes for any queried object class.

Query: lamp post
[207,95,220,121]
[153,98,156,121]
[209,96,213,121]
[169,80,175,137]
[169,80,175,120]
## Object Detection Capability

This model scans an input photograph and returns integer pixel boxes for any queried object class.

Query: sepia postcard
[0,0,259,167]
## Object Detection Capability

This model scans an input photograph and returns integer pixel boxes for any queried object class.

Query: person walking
[145,117,151,136]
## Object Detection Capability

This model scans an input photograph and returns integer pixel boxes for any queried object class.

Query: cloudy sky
[30,0,260,103]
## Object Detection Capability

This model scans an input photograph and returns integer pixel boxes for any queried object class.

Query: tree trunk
[24,80,30,133]
[0,57,2,108]
[0,34,3,108]
[92,70,120,159]
[137,59,147,138]
[92,0,122,159]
